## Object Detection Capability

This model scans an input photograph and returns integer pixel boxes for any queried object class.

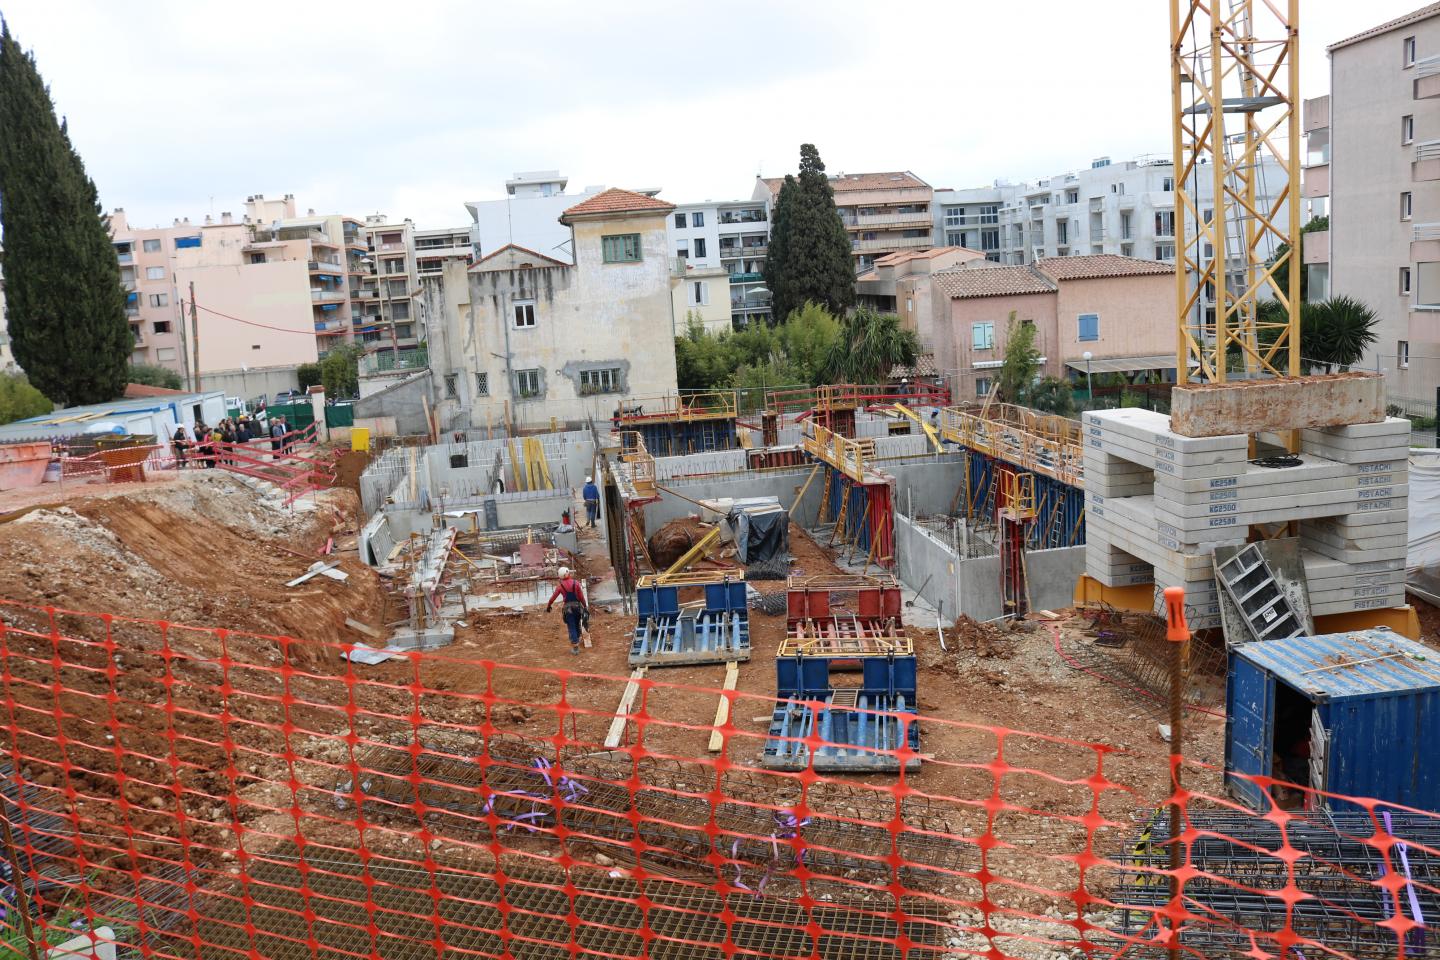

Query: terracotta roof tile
[874,246,973,267]
[1035,254,1172,281]
[759,170,930,196]
[560,188,674,219]
[933,265,1056,299]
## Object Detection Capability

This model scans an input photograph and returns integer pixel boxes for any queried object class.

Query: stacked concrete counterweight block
[1082,409,1410,630]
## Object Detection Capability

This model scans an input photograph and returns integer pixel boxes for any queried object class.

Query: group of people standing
[171,415,292,469]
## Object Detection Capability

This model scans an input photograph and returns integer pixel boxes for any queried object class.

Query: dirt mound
[951,615,1012,658]
[330,449,372,496]
[647,517,714,570]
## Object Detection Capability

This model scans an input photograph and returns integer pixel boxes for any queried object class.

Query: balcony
[310,287,345,302]
[361,347,428,376]
[1302,163,1330,198]
[1417,55,1440,99]
[718,211,766,225]
[1416,141,1440,182]
[376,242,406,252]
[1303,229,1329,265]
[314,320,347,335]
[728,272,764,283]
[308,259,345,274]
[853,211,932,229]
[719,244,767,259]
[850,236,931,253]
[115,252,134,265]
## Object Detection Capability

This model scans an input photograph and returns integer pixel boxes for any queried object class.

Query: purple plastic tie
[1382,810,1427,942]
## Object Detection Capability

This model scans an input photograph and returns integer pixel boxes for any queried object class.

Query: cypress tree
[0,21,131,406]
[763,144,855,325]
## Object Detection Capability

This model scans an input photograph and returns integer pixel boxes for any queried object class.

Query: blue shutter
[1078,313,1099,342]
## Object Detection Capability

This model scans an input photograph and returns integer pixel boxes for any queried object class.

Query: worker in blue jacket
[582,475,601,528]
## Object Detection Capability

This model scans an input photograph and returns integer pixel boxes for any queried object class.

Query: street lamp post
[1083,351,1094,402]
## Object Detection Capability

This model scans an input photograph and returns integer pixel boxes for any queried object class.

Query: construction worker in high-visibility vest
[546,567,589,655]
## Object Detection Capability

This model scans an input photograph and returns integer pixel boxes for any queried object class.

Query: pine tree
[0,21,131,406]
[763,144,856,325]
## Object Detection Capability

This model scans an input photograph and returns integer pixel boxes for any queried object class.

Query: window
[394,323,413,338]
[980,205,999,224]
[1156,243,1176,260]
[944,207,964,227]
[975,377,993,396]
[690,281,709,307]
[1404,115,1416,144]
[1402,267,1413,295]
[387,279,408,297]
[514,369,542,398]
[980,228,1000,251]
[946,231,963,246]
[142,239,162,253]
[1111,183,1126,195]
[675,213,687,229]
[1056,221,1069,245]
[1402,191,1414,220]
[579,367,622,395]
[156,347,176,361]
[601,233,642,263]
[676,244,689,260]
[1120,212,1133,240]
[1078,313,1100,342]
[474,372,490,396]
[383,257,405,275]
[1065,190,1079,204]
[1405,35,1417,67]
[513,300,536,328]
[146,266,165,280]
[1162,177,1175,191]
[693,238,706,258]
[390,302,410,320]
[153,321,171,334]
[148,293,168,307]
[1155,210,1176,236]
[691,212,704,228]
[1399,340,1411,369]
[249,253,267,264]
[444,374,458,399]
[972,321,995,350]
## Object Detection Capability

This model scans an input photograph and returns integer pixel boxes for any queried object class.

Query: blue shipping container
[1225,628,1440,812]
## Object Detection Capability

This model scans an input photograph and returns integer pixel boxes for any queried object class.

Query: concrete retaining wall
[354,371,435,436]
[654,449,748,479]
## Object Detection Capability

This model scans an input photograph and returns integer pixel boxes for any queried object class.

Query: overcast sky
[0,0,1426,229]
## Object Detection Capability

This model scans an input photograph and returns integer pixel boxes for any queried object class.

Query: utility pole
[189,281,201,393]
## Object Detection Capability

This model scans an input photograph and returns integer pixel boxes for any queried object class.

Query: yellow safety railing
[1000,471,1037,520]
[617,391,738,423]
[938,403,1085,487]
[802,421,872,483]
[618,431,658,498]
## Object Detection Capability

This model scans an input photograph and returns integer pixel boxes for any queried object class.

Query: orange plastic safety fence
[0,598,1432,960]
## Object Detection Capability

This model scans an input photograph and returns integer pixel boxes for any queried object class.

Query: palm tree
[1305,295,1379,372]
[822,308,918,384]
[1028,376,1078,417]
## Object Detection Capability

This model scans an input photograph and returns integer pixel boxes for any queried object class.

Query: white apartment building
[1310,5,1440,404]
[464,171,604,265]
[933,155,1289,272]
[667,199,772,328]
[359,217,421,356]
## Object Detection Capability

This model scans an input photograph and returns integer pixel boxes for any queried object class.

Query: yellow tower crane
[1170,0,1302,386]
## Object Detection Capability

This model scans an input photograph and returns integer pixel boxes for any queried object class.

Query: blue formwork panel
[761,693,921,773]
[776,654,917,701]
[630,581,751,666]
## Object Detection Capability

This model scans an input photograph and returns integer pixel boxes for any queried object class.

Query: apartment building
[933,156,1288,271]
[0,252,17,374]
[358,217,422,357]
[171,218,319,381]
[412,188,680,430]
[1313,5,1440,403]
[667,199,771,327]
[753,171,934,273]
[464,171,604,265]
[867,254,1176,401]
[108,208,196,377]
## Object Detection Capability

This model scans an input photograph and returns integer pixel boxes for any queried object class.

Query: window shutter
[1078,314,1099,341]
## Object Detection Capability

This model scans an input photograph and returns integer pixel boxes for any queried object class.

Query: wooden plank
[707,661,740,753]
[603,667,647,749]
[345,617,384,640]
